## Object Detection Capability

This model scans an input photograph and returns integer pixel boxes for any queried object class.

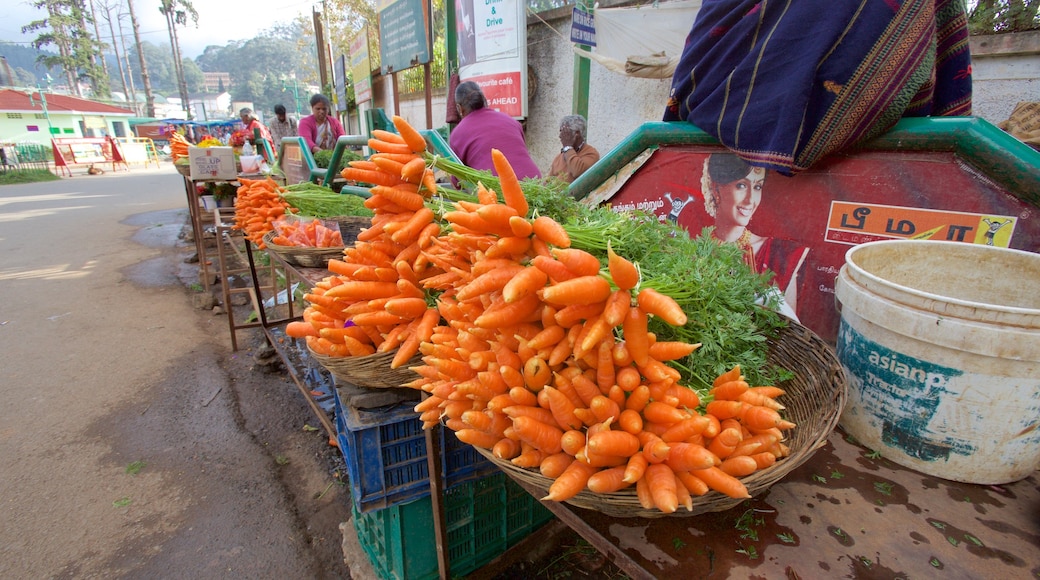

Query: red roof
[0,89,134,116]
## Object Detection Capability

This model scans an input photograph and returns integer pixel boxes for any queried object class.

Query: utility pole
[102,2,131,106]
[126,0,155,117]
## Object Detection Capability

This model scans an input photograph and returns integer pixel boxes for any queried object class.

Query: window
[35,114,46,120]
[50,127,61,134]
[6,113,22,119]
[27,125,39,132]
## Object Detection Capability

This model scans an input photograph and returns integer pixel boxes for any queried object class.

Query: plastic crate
[333,386,498,513]
[352,472,555,580]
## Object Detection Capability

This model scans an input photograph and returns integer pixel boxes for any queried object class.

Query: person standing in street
[450,81,541,180]
[268,104,298,150]
[547,114,600,183]
[239,107,273,145]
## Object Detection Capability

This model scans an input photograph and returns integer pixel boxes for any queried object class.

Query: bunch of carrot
[170,132,191,162]
[285,116,444,369]
[233,177,296,249]
[269,217,344,248]
[339,123,438,197]
[397,143,796,514]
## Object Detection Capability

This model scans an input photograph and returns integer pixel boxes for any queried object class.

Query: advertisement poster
[350,29,373,105]
[455,0,527,118]
[602,147,1036,345]
[379,0,431,75]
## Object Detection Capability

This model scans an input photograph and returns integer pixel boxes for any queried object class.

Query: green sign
[379,0,430,75]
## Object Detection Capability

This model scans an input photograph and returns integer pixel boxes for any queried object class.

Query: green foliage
[0,169,61,185]
[969,0,1040,34]
[21,0,110,97]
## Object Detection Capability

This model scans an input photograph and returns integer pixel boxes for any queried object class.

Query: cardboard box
[188,146,237,180]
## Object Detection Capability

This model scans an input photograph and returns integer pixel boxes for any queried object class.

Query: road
[0,166,353,578]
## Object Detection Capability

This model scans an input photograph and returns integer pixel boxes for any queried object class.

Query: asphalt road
[0,166,354,578]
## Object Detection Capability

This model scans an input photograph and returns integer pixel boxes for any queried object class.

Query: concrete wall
[374,19,1037,167]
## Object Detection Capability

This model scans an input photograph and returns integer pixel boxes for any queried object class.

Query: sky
[0,0,318,59]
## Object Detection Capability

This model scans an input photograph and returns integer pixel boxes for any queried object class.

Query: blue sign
[570,7,596,47]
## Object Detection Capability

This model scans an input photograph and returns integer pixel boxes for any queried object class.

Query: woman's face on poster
[715,167,765,228]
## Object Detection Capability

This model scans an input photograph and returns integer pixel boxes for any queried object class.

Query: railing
[0,142,53,173]
[115,136,162,168]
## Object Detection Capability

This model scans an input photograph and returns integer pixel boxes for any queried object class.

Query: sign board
[455,0,528,117]
[279,139,312,185]
[350,28,373,104]
[335,54,349,112]
[570,7,596,46]
[51,137,128,176]
[379,0,431,75]
[120,141,150,164]
[188,146,237,180]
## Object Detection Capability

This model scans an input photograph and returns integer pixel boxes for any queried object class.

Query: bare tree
[159,0,198,118]
[126,0,155,116]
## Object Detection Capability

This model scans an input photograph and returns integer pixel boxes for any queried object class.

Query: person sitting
[449,81,541,180]
[547,114,600,183]
[239,107,273,148]
[298,94,345,154]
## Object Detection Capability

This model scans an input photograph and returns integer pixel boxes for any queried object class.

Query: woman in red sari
[701,153,809,321]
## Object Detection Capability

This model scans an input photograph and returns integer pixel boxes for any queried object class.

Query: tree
[969,0,1040,34]
[22,0,86,95]
[181,58,204,93]
[158,0,198,117]
[126,0,155,117]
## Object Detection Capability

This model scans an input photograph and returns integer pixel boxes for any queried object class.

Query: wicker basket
[329,215,372,245]
[262,231,345,268]
[472,321,848,518]
[308,344,422,389]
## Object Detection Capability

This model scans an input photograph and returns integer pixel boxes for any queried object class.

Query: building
[202,72,231,93]
[0,89,135,147]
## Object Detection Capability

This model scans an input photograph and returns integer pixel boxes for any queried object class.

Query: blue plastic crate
[352,472,555,580]
[333,386,498,513]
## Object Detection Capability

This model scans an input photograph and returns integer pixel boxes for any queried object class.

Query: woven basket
[329,215,372,245]
[473,321,848,518]
[262,231,345,269]
[307,344,422,389]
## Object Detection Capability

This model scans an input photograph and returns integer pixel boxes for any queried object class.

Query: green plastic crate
[352,472,555,580]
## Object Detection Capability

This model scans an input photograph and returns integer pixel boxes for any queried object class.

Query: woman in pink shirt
[298,94,345,154]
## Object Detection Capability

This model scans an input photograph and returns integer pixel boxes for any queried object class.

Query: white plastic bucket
[834,240,1040,484]
[200,195,217,211]
[239,155,263,174]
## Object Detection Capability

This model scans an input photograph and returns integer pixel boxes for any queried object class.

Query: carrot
[661,416,711,443]
[369,185,427,212]
[635,474,655,509]
[342,167,405,187]
[587,466,631,494]
[511,415,564,454]
[531,215,570,248]
[455,264,526,301]
[323,281,400,300]
[541,275,613,306]
[540,452,576,479]
[648,340,702,361]
[542,386,583,431]
[607,241,640,291]
[623,307,650,367]
[531,254,578,284]
[748,451,778,470]
[622,451,649,484]
[719,455,759,477]
[738,389,785,411]
[491,148,529,217]
[493,437,521,460]
[692,466,751,499]
[665,442,717,471]
[543,459,599,502]
[645,463,679,514]
[392,115,428,153]
[742,405,797,431]
[473,293,541,328]
[511,444,545,468]
[705,400,745,421]
[601,289,632,327]
[367,137,413,155]
[383,297,430,319]
[746,385,786,399]
[285,320,320,338]
[640,433,671,464]
[390,207,435,245]
[509,215,534,238]
[625,384,651,412]
[643,401,689,426]
[674,473,694,512]
[526,324,566,351]
[617,409,643,436]
[711,379,750,401]
[712,365,743,388]
[637,287,688,326]
[707,427,743,460]
[560,429,587,456]
[589,395,621,424]
[502,266,548,304]
[551,248,602,277]
[455,429,502,449]
[676,471,710,496]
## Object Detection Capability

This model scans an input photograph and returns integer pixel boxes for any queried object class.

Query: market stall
[206,114,1040,579]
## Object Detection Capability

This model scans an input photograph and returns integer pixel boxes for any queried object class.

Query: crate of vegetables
[352,471,554,580]
[332,386,498,514]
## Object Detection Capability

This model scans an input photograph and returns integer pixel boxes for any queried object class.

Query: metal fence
[0,143,53,173]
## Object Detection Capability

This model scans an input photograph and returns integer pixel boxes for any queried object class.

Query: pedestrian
[269,104,299,149]
[299,94,345,154]
[450,81,541,180]
[239,107,273,146]
[547,114,600,183]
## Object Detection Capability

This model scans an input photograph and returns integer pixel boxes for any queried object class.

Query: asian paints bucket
[834,240,1040,484]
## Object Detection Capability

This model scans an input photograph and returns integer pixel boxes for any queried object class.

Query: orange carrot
[511,415,564,454]
[623,452,649,484]
[551,248,602,277]
[705,400,745,421]
[509,215,534,238]
[285,320,320,338]
[455,429,501,449]
[635,475,655,509]
[719,455,759,477]
[674,473,694,512]
[676,471,710,496]
[541,275,613,306]
[502,266,548,304]
[661,416,711,443]
[474,293,541,328]
[531,254,578,283]
[367,138,413,155]
[738,389,785,411]
[743,405,797,431]
[602,289,632,327]
[637,287,688,326]
[493,437,521,460]
[748,451,777,470]
[587,430,640,458]
[648,340,702,361]
[711,379,750,401]
[707,427,743,460]
[623,307,650,367]
[607,241,639,291]
[587,466,631,494]
[665,442,718,472]
[455,264,526,301]
[542,386,583,431]
[540,452,576,479]
[712,365,742,388]
[625,385,651,412]
[392,115,428,153]
[645,463,679,514]
[560,429,587,456]
[543,459,599,502]
[491,148,529,217]
[531,215,570,248]
[691,466,751,499]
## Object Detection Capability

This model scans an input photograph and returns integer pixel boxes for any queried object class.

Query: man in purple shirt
[449,81,542,180]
